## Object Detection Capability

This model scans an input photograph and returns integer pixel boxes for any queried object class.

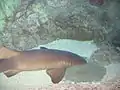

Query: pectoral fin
[46,68,66,84]
[4,70,20,77]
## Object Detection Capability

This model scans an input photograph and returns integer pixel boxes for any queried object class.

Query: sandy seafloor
[0,39,120,90]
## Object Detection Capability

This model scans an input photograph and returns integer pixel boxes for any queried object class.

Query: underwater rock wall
[0,0,120,89]
[0,0,119,50]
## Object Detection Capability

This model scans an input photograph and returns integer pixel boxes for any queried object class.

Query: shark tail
[0,46,20,59]
[0,59,15,73]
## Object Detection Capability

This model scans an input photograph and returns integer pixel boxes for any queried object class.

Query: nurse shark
[0,46,87,84]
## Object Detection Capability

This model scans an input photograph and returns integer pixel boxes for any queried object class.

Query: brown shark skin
[0,47,87,84]
[10,49,87,70]
[0,46,21,76]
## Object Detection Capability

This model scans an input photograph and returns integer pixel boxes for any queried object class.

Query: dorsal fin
[40,47,48,49]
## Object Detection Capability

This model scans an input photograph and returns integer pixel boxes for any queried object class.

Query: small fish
[0,47,87,84]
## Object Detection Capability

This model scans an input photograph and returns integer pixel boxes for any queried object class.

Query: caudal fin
[0,59,15,73]
[4,70,20,77]
[0,46,20,59]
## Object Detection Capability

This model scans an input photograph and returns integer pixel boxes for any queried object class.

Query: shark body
[0,47,87,83]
